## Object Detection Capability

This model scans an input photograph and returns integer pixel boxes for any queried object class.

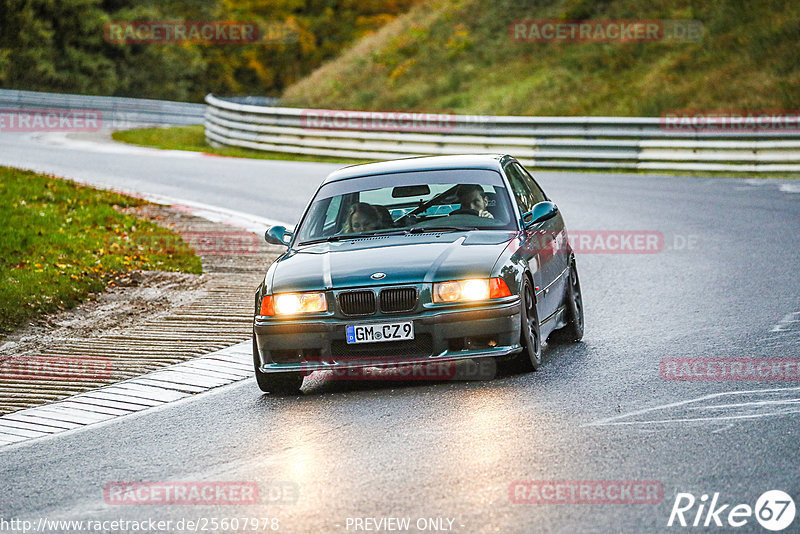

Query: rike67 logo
[668,490,796,531]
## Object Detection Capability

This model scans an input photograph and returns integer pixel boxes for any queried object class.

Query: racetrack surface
[1,130,798,533]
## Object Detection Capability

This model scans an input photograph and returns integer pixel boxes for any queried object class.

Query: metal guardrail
[0,89,205,126]
[205,94,800,173]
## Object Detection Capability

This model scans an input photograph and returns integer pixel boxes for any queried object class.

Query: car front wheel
[498,275,542,373]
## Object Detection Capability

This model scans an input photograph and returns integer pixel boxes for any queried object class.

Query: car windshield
[295,169,517,244]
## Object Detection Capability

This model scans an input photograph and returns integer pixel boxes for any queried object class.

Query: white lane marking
[29,130,295,229]
[32,131,202,158]
[779,183,800,193]
[159,196,292,233]
[771,311,800,332]
[744,178,800,195]
[686,398,800,410]
[587,408,800,426]
[585,386,800,427]
[72,183,292,232]
[0,341,252,450]
[0,145,292,231]
[613,313,800,428]
[0,159,293,233]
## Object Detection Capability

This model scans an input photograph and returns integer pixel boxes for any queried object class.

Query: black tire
[498,275,542,373]
[252,336,303,395]
[548,258,584,344]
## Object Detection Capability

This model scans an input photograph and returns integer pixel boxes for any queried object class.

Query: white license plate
[346,322,414,344]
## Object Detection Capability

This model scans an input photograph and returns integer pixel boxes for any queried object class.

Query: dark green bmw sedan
[253,154,583,394]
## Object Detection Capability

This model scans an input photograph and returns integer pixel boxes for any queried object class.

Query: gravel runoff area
[0,204,283,415]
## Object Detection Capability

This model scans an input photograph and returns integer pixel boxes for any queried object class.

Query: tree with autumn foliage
[0,0,418,101]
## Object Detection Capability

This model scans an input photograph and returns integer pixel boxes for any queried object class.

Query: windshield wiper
[298,235,347,246]
[406,226,478,234]
[300,226,476,245]
[299,229,406,245]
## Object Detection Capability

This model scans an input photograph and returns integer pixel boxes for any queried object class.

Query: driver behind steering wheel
[454,184,494,218]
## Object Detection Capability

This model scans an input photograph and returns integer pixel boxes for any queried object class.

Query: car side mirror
[265,225,293,247]
[522,201,558,229]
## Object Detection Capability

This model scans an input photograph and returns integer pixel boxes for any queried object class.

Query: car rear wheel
[548,258,584,344]
[498,276,541,373]
[253,336,303,395]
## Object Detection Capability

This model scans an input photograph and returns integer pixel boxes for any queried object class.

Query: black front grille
[338,290,376,316]
[330,334,433,360]
[379,287,417,313]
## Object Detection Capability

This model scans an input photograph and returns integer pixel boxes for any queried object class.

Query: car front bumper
[254,298,522,374]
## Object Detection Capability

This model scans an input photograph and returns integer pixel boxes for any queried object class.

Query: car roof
[322,154,514,184]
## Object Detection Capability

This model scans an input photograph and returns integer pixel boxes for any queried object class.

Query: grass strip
[0,167,202,337]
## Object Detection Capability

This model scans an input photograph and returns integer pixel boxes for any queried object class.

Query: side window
[505,163,535,213]
[515,163,547,205]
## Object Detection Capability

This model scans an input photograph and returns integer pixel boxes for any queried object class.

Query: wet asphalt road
[1,131,799,533]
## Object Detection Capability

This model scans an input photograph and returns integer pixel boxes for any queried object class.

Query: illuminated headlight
[432,278,511,303]
[260,292,327,316]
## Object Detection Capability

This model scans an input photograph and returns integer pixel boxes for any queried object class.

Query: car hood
[270,231,516,292]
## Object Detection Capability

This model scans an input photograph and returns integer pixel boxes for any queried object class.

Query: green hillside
[280,0,800,116]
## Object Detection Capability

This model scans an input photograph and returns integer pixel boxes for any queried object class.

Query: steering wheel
[396,213,418,226]
[448,208,480,216]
